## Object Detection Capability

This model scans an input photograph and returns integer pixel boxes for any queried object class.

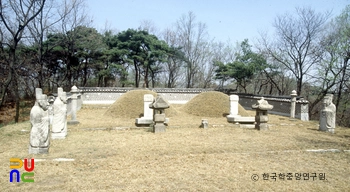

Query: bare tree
[139,19,158,35]
[0,0,46,122]
[261,7,329,95]
[313,5,350,126]
[176,11,210,88]
[27,0,84,92]
[57,0,91,89]
[161,28,185,88]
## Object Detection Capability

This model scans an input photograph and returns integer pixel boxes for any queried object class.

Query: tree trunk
[335,57,348,112]
[134,61,139,88]
[297,77,302,96]
[144,64,149,88]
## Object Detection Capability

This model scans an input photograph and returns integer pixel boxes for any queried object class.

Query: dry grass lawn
[1,104,350,191]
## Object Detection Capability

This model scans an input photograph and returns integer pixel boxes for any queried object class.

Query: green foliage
[116,29,170,87]
[214,39,267,91]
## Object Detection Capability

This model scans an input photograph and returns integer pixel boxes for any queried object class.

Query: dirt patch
[0,101,32,126]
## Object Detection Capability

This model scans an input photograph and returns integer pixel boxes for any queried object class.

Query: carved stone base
[153,124,166,133]
[256,123,269,130]
[135,118,153,125]
[51,132,67,139]
[29,146,49,154]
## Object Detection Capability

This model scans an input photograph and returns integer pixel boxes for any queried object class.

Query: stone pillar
[319,94,336,133]
[252,97,273,131]
[200,119,208,129]
[149,94,169,133]
[135,94,154,125]
[229,95,239,117]
[143,94,154,119]
[300,101,309,121]
[290,90,297,119]
[68,85,80,125]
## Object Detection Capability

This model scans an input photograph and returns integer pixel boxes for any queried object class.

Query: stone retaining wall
[79,87,213,104]
[237,94,309,121]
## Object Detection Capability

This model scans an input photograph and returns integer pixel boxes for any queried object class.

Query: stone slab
[29,147,49,154]
[239,124,255,129]
[227,115,255,123]
[135,118,153,125]
[135,118,169,125]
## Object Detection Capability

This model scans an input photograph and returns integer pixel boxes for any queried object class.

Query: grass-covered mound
[105,89,177,118]
[181,91,249,117]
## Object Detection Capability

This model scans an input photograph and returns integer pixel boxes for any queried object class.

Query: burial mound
[182,91,249,117]
[105,90,177,118]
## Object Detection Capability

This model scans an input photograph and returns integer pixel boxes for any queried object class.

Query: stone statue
[52,88,68,139]
[319,94,336,133]
[48,95,55,126]
[29,88,50,154]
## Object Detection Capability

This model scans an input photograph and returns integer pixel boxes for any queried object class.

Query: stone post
[149,94,169,133]
[252,97,273,131]
[135,94,154,125]
[229,95,239,117]
[143,94,154,119]
[290,90,297,119]
[200,119,208,129]
[68,85,80,125]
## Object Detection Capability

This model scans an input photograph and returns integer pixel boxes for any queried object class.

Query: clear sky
[86,0,349,43]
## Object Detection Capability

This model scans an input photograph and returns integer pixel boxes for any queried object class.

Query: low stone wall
[237,94,309,121]
[78,87,309,121]
[79,87,213,104]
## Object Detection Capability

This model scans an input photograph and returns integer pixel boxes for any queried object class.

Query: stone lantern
[149,94,170,133]
[252,97,273,130]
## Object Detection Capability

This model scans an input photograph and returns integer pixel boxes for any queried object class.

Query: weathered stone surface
[135,118,153,125]
[255,115,269,122]
[149,94,169,109]
[48,95,55,125]
[227,95,255,128]
[290,90,297,119]
[29,88,50,154]
[252,97,273,131]
[200,119,208,129]
[154,124,166,133]
[229,95,239,116]
[319,94,336,133]
[252,97,274,111]
[135,94,154,125]
[52,88,68,139]
[149,94,169,133]
[68,85,80,125]
[227,116,255,123]
[154,114,166,122]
